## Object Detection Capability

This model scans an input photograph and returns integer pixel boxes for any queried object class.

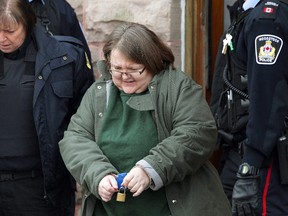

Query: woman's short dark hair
[103,22,175,75]
[0,0,36,35]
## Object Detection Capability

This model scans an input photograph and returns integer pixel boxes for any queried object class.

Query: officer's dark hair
[0,0,36,35]
[103,22,175,75]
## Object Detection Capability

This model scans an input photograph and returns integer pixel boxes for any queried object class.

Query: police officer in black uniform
[231,0,288,215]
[0,0,94,215]
[210,0,255,203]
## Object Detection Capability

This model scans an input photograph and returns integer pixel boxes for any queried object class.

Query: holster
[277,135,288,184]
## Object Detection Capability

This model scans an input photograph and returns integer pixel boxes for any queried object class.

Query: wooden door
[185,0,224,167]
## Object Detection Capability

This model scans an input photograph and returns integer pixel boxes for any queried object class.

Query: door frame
[185,0,224,167]
[185,0,224,101]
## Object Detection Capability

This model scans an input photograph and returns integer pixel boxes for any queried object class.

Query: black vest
[0,39,41,170]
[214,9,252,145]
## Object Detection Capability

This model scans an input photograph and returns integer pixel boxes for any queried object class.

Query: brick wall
[67,0,182,71]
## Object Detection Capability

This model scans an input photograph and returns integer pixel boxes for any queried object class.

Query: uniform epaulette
[53,35,92,70]
[259,0,279,20]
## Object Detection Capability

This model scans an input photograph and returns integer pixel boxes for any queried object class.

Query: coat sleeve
[59,84,118,198]
[143,73,218,187]
[70,43,95,116]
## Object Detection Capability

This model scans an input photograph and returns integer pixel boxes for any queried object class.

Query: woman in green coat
[59,22,231,216]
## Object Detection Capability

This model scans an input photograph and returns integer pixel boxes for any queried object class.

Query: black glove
[232,174,260,216]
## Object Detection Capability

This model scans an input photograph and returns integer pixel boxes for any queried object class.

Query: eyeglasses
[109,67,146,78]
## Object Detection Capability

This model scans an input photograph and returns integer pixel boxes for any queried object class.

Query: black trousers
[0,175,74,216]
[258,156,288,216]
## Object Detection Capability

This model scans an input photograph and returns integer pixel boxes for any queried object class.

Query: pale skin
[98,167,151,202]
[98,49,153,202]
[109,49,154,94]
[0,22,26,53]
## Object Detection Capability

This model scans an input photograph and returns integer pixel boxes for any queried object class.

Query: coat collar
[29,0,45,5]
[243,0,260,10]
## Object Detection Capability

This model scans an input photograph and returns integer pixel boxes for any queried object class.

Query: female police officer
[0,0,94,215]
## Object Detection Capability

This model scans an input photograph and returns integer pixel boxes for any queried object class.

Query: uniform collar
[243,0,260,10]
[28,0,45,5]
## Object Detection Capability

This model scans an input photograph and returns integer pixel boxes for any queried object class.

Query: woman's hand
[122,166,151,197]
[98,174,118,202]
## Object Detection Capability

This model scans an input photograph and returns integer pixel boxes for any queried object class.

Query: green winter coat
[59,61,231,216]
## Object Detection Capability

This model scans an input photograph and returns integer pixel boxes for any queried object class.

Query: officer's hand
[98,174,118,202]
[232,174,260,216]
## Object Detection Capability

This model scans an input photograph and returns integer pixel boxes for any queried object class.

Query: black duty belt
[0,169,43,182]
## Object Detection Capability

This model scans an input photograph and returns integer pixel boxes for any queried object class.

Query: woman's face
[110,49,154,94]
[0,22,26,53]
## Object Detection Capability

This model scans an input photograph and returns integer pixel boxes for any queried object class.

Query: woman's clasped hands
[98,166,151,202]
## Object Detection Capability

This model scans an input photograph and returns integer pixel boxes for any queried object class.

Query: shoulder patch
[255,34,283,65]
[259,1,279,19]
[85,52,92,70]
